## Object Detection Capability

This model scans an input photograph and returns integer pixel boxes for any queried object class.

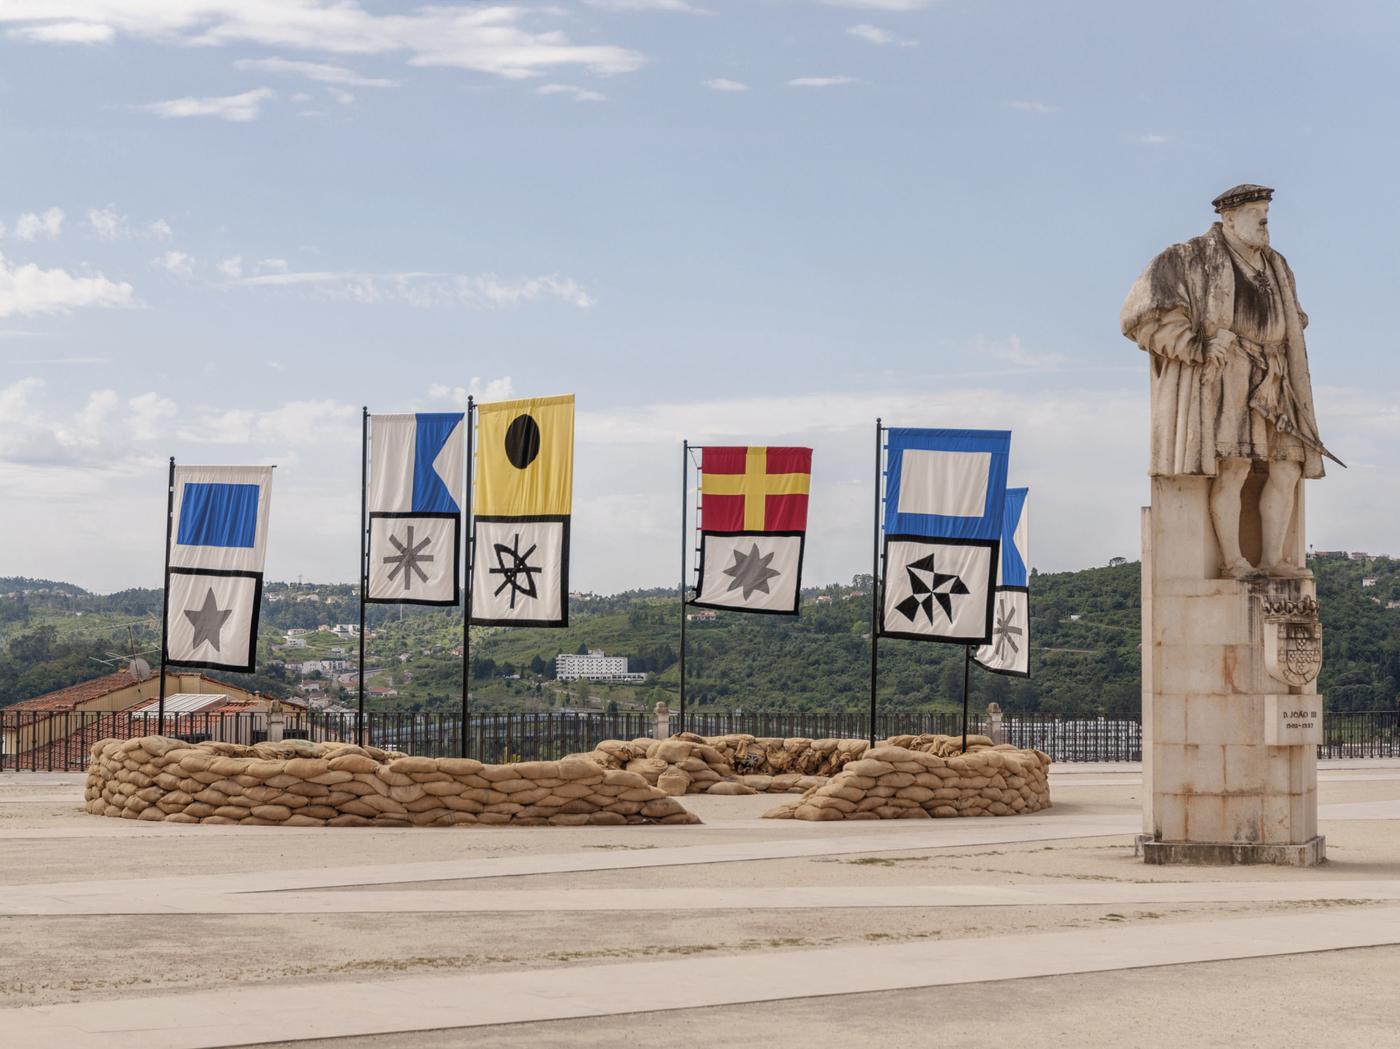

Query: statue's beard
[1234,226,1269,250]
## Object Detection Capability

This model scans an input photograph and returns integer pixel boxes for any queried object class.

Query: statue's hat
[1212,183,1274,213]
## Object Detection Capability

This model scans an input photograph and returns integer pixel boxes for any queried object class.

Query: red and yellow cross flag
[699,446,811,532]
[692,446,812,616]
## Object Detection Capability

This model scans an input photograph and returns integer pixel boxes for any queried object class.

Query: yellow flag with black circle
[470,394,574,626]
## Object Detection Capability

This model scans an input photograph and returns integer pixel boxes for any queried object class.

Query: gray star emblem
[184,587,233,652]
[383,524,434,591]
[723,543,781,599]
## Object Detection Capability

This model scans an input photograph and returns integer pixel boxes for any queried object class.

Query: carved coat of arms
[1261,594,1323,688]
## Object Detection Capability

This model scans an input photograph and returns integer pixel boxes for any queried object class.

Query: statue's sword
[1273,415,1348,469]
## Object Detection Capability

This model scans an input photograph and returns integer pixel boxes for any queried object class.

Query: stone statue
[1121,184,1332,580]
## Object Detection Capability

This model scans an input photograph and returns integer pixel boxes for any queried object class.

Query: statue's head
[1212,183,1274,250]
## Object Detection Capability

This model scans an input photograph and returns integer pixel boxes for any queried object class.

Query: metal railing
[6,707,1400,772]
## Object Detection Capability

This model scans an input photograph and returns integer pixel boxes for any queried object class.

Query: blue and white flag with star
[973,488,1030,677]
[367,412,465,607]
[165,465,273,673]
[879,428,1010,644]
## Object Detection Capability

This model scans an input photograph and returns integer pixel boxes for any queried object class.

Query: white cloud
[15,208,65,241]
[584,0,711,11]
[537,83,607,103]
[8,21,113,44]
[786,76,862,88]
[820,0,935,8]
[847,23,916,46]
[125,391,176,441]
[0,254,135,317]
[428,377,517,406]
[225,268,594,309]
[87,207,126,240]
[136,87,275,122]
[217,255,243,278]
[2,4,646,80]
[1136,133,1170,145]
[327,87,355,105]
[233,57,398,88]
[702,78,749,92]
[1004,99,1059,114]
[151,250,195,276]
[257,258,289,273]
[86,208,173,241]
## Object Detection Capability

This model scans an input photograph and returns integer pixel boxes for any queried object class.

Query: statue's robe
[1120,223,1324,479]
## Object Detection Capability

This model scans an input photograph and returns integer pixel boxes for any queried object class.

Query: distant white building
[555,650,646,683]
[1363,576,1379,588]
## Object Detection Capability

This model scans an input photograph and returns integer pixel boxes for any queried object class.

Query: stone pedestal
[1139,472,1325,866]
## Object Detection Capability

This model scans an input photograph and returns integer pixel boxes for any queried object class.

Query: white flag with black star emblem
[164,465,272,672]
[470,517,568,626]
[880,537,995,644]
[693,533,803,615]
[165,570,262,672]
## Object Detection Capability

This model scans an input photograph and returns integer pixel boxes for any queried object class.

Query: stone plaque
[1261,593,1323,687]
[1264,694,1323,746]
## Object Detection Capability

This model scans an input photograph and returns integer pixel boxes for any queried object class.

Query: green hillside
[3,554,1398,714]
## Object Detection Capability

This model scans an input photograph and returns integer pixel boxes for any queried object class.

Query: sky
[1,0,1398,595]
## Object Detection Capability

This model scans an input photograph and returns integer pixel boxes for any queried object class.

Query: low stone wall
[576,732,1052,817]
[84,737,699,827]
[763,743,1052,821]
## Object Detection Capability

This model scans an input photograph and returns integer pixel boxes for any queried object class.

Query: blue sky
[1,0,1397,593]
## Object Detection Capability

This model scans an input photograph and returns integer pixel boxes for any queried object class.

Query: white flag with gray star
[693,533,804,615]
[163,465,272,673]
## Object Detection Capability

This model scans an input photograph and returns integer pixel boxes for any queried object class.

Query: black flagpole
[158,456,175,730]
[357,407,367,748]
[462,396,474,759]
[678,439,688,735]
[869,419,881,747]
[961,645,972,753]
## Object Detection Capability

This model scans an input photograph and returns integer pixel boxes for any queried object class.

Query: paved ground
[2,762,1400,1047]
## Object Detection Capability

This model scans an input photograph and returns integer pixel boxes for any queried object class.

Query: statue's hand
[1202,330,1235,376]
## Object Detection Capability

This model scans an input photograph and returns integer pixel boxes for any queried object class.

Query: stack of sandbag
[762,743,1052,821]
[84,736,699,828]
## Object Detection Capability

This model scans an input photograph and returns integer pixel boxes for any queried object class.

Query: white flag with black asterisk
[367,412,465,606]
[973,488,1030,677]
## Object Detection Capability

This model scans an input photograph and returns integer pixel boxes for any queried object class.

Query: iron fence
[5,706,1400,772]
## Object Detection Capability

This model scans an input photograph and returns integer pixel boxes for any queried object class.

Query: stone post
[1138,473,1324,865]
[267,699,285,743]
[986,703,1005,745]
[653,701,671,741]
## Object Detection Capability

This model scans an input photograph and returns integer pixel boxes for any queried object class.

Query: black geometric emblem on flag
[490,531,542,608]
[723,543,781,599]
[991,595,1023,660]
[895,550,968,625]
[383,525,434,591]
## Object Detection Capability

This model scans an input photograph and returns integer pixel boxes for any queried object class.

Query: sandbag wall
[84,737,699,827]
[577,732,1052,816]
[764,743,1052,821]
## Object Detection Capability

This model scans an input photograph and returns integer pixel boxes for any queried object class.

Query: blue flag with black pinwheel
[164,465,274,673]
[879,428,1010,644]
[973,487,1030,677]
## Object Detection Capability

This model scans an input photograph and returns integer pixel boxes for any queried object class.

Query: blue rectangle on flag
[177,483,260,548]
[412,412,462,514]
[1000,487,1029,587]
[883,428,1010,541]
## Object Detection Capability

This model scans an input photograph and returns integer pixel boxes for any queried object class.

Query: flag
[972,488,1030,677]
[471,394,573,626]
[691,446,811,615]
[367,413,465,606]
[164,465,273,672]
[879,428,1010,644]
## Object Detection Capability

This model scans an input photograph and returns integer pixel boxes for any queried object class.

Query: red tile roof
[4,671,142,712]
